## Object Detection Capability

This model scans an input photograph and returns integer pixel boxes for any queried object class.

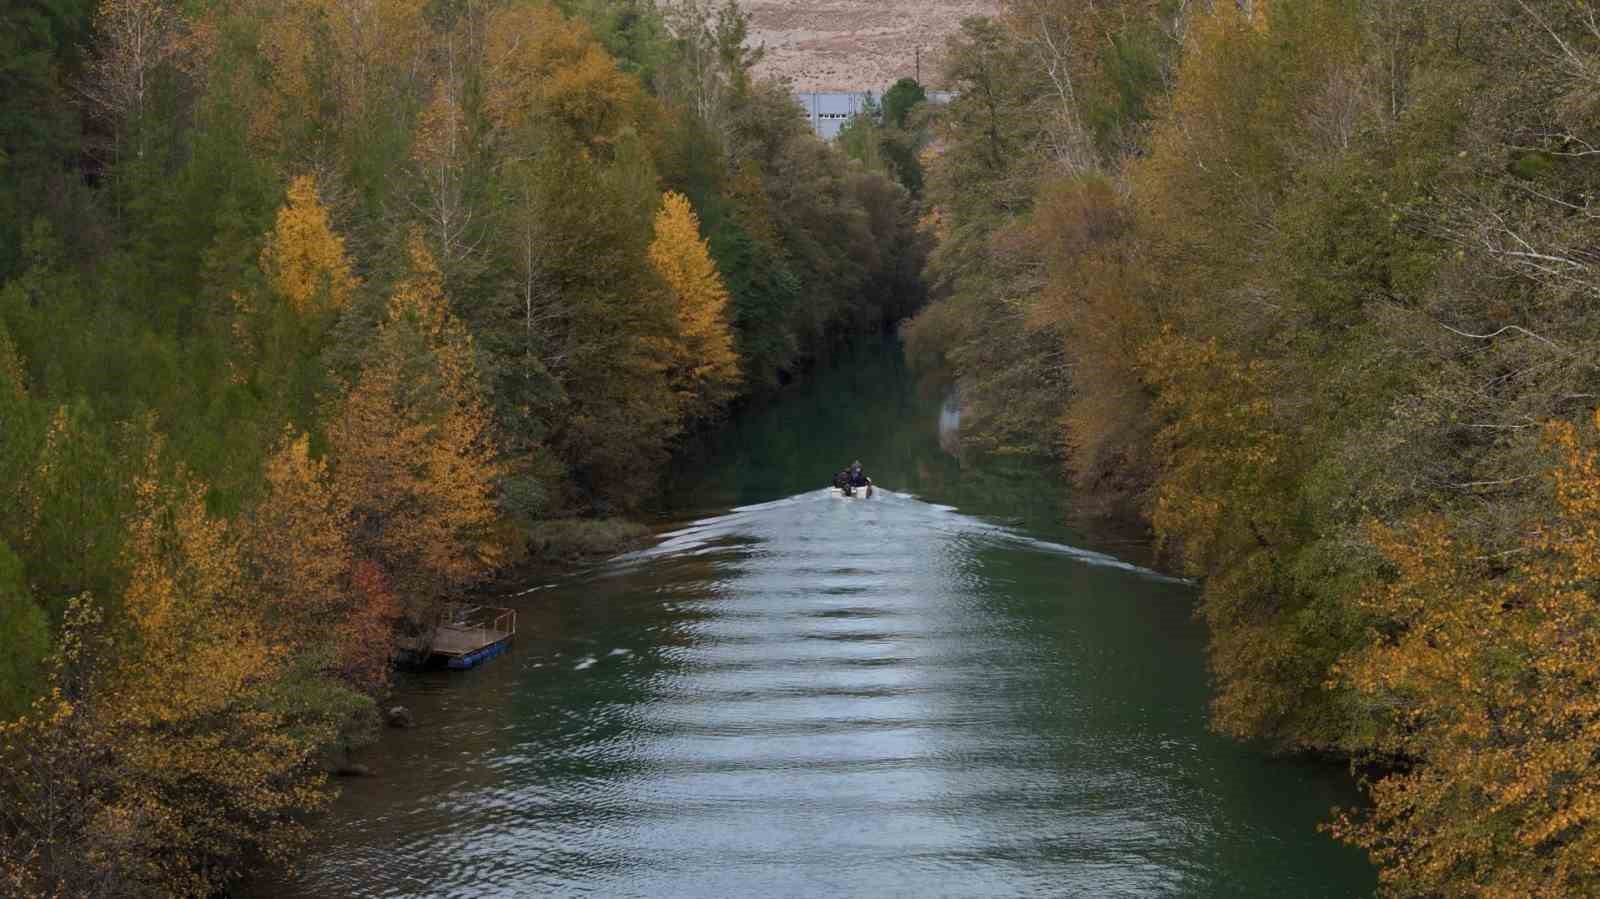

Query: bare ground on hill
[741,0,999,92]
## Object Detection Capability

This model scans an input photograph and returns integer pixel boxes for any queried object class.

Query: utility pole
[915,46,921,84]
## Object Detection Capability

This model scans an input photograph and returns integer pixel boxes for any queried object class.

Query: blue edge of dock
[448,637,513,670]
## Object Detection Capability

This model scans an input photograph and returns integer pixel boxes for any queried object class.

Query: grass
[522,518,655,568]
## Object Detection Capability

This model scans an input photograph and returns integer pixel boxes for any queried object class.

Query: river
[269,341,1376,897]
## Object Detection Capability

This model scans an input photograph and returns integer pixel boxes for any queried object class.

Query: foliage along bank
[906,0,1600,894]
[0,0,926,894]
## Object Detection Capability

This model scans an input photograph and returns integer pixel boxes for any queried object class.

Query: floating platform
[398,604,517,671]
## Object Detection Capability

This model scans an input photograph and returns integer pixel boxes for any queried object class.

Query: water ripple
[267,487,1369,899]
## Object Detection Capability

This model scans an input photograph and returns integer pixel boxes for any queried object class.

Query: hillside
[742,0,999,92]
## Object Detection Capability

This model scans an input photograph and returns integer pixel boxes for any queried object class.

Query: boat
[832,483,874,499]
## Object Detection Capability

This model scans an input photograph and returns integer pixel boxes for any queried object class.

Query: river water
[273,342,1375,898]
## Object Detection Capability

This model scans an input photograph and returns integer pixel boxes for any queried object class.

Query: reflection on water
[270,342,1373,898]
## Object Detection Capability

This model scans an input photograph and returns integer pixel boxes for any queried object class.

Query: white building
[797,92,874,141]
[797,90,957,140]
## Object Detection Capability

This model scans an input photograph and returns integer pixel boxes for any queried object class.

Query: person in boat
[846,461,871,490]
[832,469,852,491]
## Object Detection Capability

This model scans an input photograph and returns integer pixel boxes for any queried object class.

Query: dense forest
[0,0,925,893]
[908,0,1600,894]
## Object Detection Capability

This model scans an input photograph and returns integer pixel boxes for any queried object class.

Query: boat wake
[611,489,1184,584]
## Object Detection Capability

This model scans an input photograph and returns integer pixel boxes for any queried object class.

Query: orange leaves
[317,0,429,122]
[413,77,465,171]
[1332,411,1600,896]
[328,233,504,632]
[343,560,399,692]
[0,452,358,897]
[251,0,427,154]
[1025,177,1153,495]
[243,426,404,692]
[1135,327,1318,742]
[648,192,741,418]
[1139,328,1287,577]
[253,1,317,147]
[483,3,649,151]
[119,457,272,725]
[260,175,360,315]
[385,231,454,339]
[246,430,350,635]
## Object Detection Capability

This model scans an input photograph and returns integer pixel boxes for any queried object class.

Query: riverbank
[905,5,1600,891]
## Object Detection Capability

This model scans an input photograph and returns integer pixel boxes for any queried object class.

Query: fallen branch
[1437,321,1564,351]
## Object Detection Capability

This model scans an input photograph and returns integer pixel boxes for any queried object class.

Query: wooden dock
[399,603,517,670]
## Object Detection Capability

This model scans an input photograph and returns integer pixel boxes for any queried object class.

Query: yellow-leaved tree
[1139,329,1313,741]
[252,0,428,158]
[328,232,505,643]
[648,191,741,419]
[1333,408,1600,898]
[0,438,361,896]
[483,3,651,152]
[259,175,360,315]
[244,428,403,693]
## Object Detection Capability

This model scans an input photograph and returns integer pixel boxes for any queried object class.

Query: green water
[273,341,1376,897]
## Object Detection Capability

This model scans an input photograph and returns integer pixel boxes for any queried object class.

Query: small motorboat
[832,483,874,499]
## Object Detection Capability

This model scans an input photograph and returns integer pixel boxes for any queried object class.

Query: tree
[328,233,505,639]
[0,595,113,897]
[0,452,362,897]
[648,191,741,418]
[1333,409,1600,897]
[259,174,360,316]
[20,402,124,613]
[0,542,47,722]
[559,0,671,85]
[409,72,475,279]
[79,0,185,162]
[0,0,91,281]
[837,98,885,173]
[0,321,42,548]
[882,77,926,130]
[242,428,403,692]
[483,2,653,154]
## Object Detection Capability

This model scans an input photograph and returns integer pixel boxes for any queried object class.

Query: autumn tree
[259,174,360,316]
[0,596,114,897]
[227,173,362,453]
[328,233,505,639]
[648,191,740,418]
[480,3,682,509]
[483,2,653,153]
[1026,176,1154,515]
[243,428,401,693]
[0,448,363,896]
[96,459,332,895]
[0,0,938,891]
[1333,410,1600,897]
[248,0,429,212]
